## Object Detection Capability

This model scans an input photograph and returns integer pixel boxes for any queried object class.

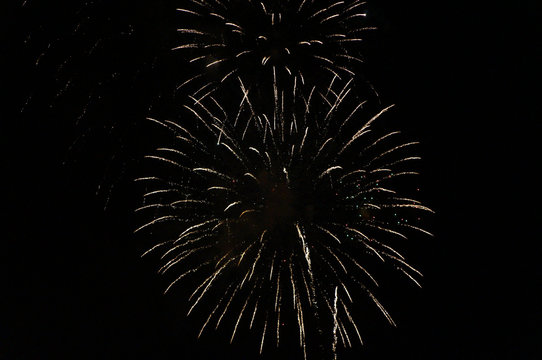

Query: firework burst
[174,0,375,98]
[135,81,432,359]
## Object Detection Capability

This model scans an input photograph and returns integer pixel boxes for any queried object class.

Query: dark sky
[3,0,541,359]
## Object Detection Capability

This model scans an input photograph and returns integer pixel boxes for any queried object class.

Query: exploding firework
[174,0,375,98]
[135,81,432,359]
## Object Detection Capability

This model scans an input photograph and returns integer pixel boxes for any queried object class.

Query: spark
[332,286,339,360]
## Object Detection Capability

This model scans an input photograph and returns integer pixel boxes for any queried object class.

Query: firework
[135,81,432,359]
[174,0,375,99]
[18,0,184,206]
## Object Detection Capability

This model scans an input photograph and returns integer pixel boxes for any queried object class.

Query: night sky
[3,0,542,359]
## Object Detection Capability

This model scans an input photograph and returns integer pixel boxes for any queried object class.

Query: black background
[3,0,541,359]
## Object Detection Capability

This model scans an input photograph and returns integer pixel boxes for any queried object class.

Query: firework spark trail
[136,80,431,357]
[332,286,339,360]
